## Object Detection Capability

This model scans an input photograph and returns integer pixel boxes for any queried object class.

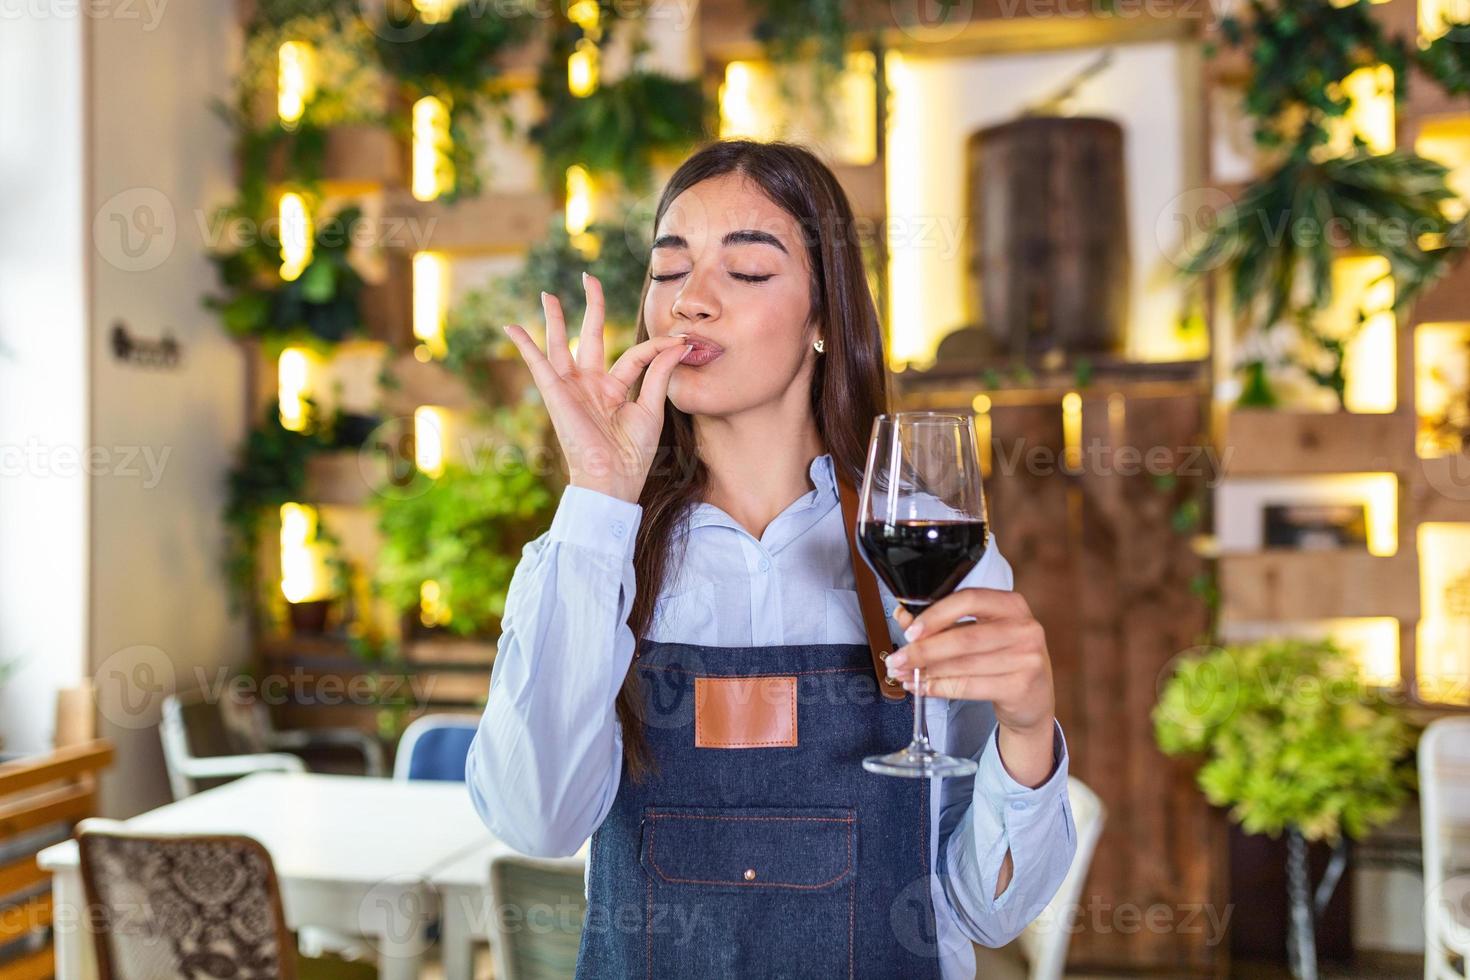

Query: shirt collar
[686,452,838,533]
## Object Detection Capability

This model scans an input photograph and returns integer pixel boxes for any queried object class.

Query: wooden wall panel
[976,389,1228,976]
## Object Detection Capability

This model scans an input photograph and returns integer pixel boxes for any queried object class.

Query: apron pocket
[639,805,856,978]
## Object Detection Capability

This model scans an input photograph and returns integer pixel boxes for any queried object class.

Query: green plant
[206,205,368,346]
[0,658,16,692]
[443,213,652,388]
[1154,637,1413,842]
[1188,0,1470,406]
[1183,152,1457,334]
[373,434,555,638]
[750,0,850,116]
[374,2,534,200]
[532,29,707,192]
[223,402,369,612]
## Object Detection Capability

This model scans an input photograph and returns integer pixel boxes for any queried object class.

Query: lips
[677,333,724,367]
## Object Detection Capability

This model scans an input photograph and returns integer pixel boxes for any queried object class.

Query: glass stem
[910,666,930,750]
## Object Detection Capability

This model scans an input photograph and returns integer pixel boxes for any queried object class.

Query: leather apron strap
[834,467,906,701]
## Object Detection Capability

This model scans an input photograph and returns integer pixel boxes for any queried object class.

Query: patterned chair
[76,822,377,980]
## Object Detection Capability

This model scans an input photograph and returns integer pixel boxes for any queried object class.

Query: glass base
[862,742,979,779]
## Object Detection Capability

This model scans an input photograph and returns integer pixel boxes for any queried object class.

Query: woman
[467,139,1076,978]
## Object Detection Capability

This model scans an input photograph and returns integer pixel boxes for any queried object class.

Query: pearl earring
[813,338,826,354]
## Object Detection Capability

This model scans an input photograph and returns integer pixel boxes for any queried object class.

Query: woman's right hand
[502,272,690,504]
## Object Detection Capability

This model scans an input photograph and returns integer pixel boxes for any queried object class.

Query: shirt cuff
[547,485,643,561]
[972,719,1070,910]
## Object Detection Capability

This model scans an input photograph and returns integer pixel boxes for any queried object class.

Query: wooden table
[38,771,498,980]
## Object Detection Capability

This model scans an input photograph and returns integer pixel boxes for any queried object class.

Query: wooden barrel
[966,116,1130,359]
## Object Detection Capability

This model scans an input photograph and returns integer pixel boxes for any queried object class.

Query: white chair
[971,776,1108,980]
[160,688,384,800]
[1421,717,1470,980]
[487,849,590,980]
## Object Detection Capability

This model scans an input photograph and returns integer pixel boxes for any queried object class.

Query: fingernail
[886,653,908,672]
[581,271,588,283]
[903,622,924,643]
[540,290,547,302]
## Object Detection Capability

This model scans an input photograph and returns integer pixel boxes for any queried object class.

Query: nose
[670,270,719,323]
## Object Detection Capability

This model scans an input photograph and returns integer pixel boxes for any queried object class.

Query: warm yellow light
[412,252,449,359]
[565,165,594,237]
[412,0,458,23]
[1062,391,1083,470]
[1329,65,1395,155]
[885,53,927,368]
[1416,118,1470,221]
[277,346,320,432]
[1415,323,1470,456]
[277,41,317,128]
[971,394,991,414]
[420,579,453,628]
[838,51,878,167]
[1417,523,1470,703]
[279,191,313,282]
[1330,473,1400,556]
[1328,617,1402,688]
[718,53,876,165]
[411,96,454,202]
[719,62,765,141]
[280,503,330,604]
[415,406,446,477]
[1421,0,1470,41]
[568,0,601,34]
[568,38,600,98]
[1325,256,1397,413]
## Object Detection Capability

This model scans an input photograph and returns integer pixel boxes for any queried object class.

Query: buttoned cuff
[547,485,643,561]
[972,719,1071,910]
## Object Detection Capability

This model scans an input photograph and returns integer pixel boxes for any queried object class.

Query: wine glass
[858,411,990,779]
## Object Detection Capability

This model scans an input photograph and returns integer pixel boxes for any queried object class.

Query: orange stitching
[645,815,855,890]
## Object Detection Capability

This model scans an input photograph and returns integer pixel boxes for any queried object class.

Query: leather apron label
[693,676,798,748]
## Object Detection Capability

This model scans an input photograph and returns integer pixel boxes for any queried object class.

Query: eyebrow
[651,229,789,255]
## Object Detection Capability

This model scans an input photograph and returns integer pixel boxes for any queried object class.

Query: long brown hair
[619,139,892,778]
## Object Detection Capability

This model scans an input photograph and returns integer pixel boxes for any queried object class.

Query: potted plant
[1153,637,1414,979]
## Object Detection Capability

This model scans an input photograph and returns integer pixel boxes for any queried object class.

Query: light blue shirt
[466,452,1077,976]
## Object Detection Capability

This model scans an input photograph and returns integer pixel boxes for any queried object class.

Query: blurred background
[2,0,1470,977]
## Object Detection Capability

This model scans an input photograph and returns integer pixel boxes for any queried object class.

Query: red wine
[859,520,989,612]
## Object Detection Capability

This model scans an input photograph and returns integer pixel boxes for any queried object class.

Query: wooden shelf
[266,124,404,190]
[406,635,498,667]
[699,0,1200,63]
[303,451,388,507]
[1409,254,1470,325]
[1410,453,1470,521]
[1218,549,1419,622]
[1218,409,1415,476]
[380,189,556,255]
[380,353,482,415]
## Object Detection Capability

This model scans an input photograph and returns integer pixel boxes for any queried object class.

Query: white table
[431,839,590,980]
[38,771,498,980]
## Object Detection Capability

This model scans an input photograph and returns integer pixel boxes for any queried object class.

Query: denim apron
[574,637,944,978]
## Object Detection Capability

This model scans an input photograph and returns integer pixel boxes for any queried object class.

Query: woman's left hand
[885,588,1057,784]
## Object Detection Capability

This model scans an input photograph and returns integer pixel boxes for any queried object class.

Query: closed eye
[649,271,774,284]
